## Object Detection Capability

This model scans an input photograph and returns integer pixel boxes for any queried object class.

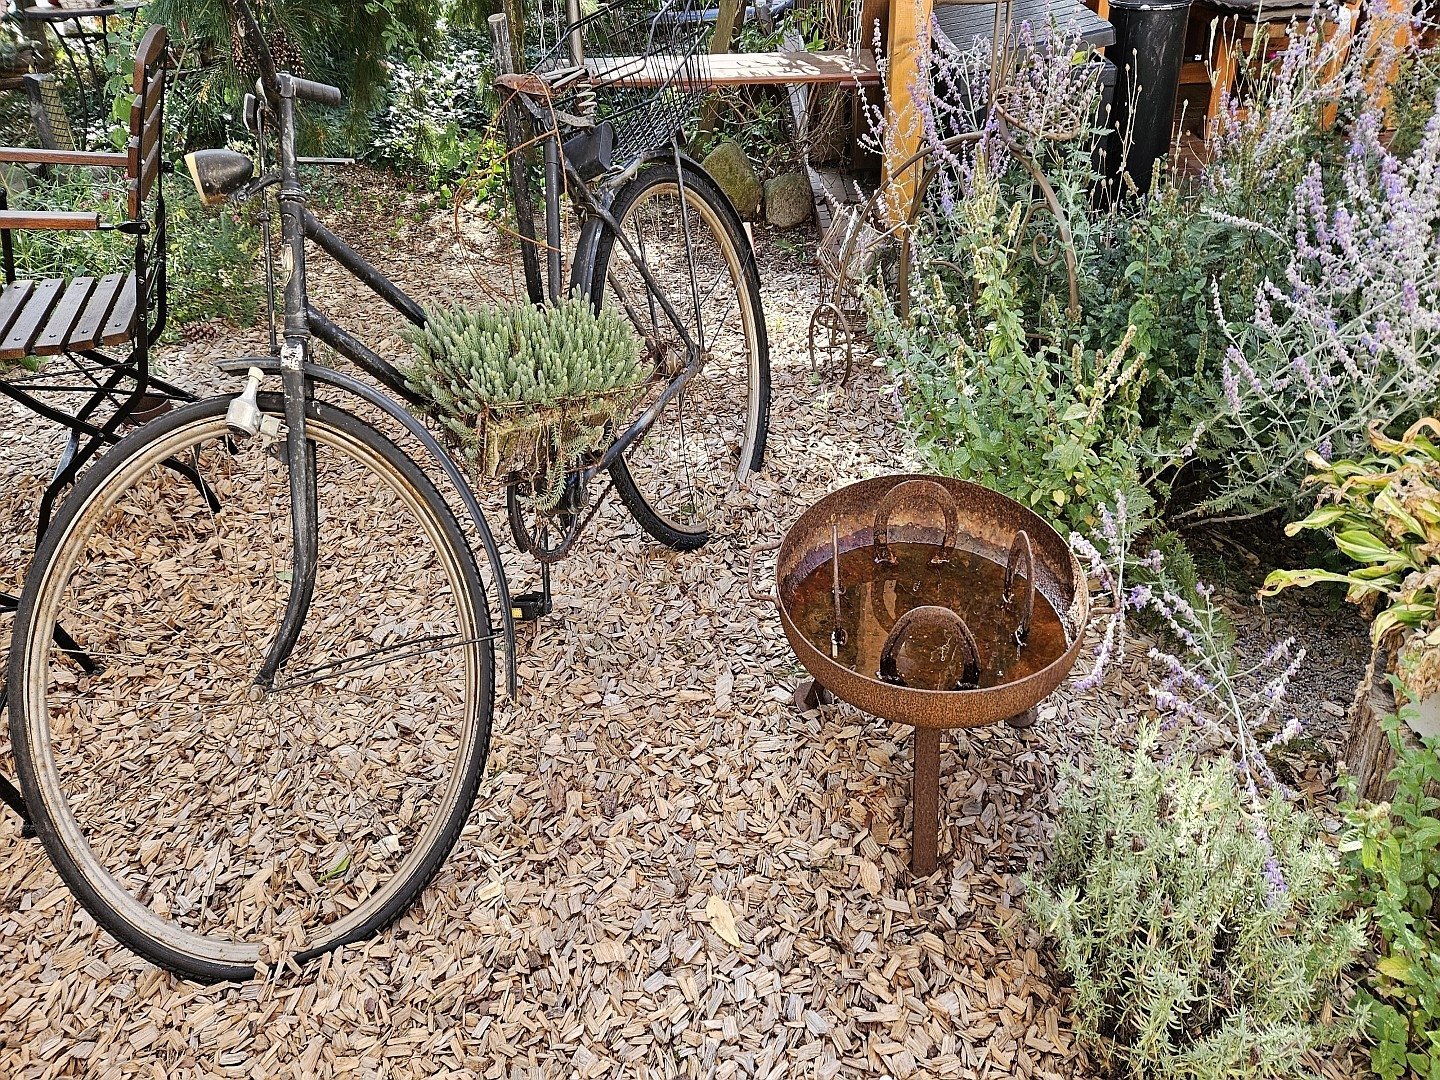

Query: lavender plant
[1032,495,1367,1078]
[1028,730,1364,1080]
[1070,495,1311,796]
[1201,89,1440,516]
[863,17,1176,531]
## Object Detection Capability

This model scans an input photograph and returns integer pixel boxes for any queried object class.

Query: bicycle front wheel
[8,394,494,982]
[586,157,770,550]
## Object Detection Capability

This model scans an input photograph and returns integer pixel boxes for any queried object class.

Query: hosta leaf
[1288,504,1360,534]
[1376,954,1415,984]
[1261,568,1366,596]
[1335,530,1401,564]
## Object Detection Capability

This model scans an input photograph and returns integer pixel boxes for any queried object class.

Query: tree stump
[1345,641,1440,803]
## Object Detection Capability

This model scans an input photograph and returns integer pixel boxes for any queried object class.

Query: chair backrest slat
[126,25,167,222]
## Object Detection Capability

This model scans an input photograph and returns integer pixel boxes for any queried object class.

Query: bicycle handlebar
[222,0,342,109]
[281,73,343,108]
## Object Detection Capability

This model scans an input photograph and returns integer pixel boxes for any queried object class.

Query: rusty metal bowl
[751,474,1089,731]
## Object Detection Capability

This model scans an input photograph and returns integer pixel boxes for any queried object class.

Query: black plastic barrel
[1101,0,1192,199]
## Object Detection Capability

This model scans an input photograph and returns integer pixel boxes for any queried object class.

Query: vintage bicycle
[6,0,768,981]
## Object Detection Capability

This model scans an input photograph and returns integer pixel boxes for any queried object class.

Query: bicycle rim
[9,396,493,981]
[589,160,769,549]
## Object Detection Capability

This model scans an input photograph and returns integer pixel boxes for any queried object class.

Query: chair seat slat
[33,277,97,355]
[0,278,64,360]
[100,272,139,346]
[0,280,35,342]
[67,273,126,352]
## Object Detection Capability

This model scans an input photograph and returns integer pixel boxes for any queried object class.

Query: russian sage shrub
[1203,93,1440,516]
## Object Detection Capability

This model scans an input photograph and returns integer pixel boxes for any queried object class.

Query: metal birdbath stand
[751,475,1088,875]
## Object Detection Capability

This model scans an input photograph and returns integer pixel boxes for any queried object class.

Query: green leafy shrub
[1342,701,1440,1080]
[1027,730,1364,1079]
[869,146,1153,533]
[867,11,1440,534]
[164,183,264,331]
[147,0,448,133]
[1262,420,1440,698]
[365,29,502,196]
[4,169,261,340]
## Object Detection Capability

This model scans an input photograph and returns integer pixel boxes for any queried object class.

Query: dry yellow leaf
[705,895,742,947]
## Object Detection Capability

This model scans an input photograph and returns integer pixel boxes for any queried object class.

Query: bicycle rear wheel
[584,157,770,550]
[8,394,494,982]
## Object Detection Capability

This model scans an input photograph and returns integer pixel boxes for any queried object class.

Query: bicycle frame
[228,0,724,696]
[233,63,522,696]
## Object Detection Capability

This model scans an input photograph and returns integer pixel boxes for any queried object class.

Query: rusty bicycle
[7,0,768,981]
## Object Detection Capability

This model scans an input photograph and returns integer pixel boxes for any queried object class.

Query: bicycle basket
[528,0,711,168]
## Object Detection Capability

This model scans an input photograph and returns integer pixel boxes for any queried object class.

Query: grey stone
[701,140,761,220]
[763,171,813,229]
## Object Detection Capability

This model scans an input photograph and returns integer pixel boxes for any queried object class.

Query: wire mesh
[527,0,712,167]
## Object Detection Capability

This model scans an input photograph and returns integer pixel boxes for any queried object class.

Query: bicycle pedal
[510,591,553,621]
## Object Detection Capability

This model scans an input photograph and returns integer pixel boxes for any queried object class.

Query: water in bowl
[789,540,1068,690]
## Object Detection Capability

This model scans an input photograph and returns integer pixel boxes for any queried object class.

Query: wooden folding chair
[0,24,191,537]
[0,24,194,831]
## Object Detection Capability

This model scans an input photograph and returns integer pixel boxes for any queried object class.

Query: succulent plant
[404,297,644,412]
[403,297,647,492]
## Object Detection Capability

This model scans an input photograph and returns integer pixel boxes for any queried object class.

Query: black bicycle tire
[8,394,495,983]
[586,158,770,550]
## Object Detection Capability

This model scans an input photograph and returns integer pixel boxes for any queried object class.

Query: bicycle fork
[226,344,320,690]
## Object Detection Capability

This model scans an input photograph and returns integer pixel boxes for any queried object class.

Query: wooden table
[934,0,1115,52]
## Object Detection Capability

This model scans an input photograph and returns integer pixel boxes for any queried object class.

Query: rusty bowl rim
[771,474,1090,710]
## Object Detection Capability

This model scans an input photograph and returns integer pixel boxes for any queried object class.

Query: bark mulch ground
[0,169,1371,1079]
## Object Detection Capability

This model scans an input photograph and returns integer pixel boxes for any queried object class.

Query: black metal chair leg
[34,365,132,535]
[0,685,36,839]
[5,590,101,676]
[0,774,34,838]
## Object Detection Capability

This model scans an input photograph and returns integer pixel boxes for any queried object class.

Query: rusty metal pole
[911,726,942,875]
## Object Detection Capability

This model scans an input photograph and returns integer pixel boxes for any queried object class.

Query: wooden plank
[0,281,35,342]
[32,276,96,355]
[138,96,164,164]
[883,0,933,225]
[137,135,162,203]
[67,273,125,352]
[0,210,100,231]
[0,277,63,360]
[0,147,127,168]
[585,50,881,88]
[99,272,139,346]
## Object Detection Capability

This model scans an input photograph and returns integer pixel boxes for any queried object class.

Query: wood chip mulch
[0,169,1370,1079]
